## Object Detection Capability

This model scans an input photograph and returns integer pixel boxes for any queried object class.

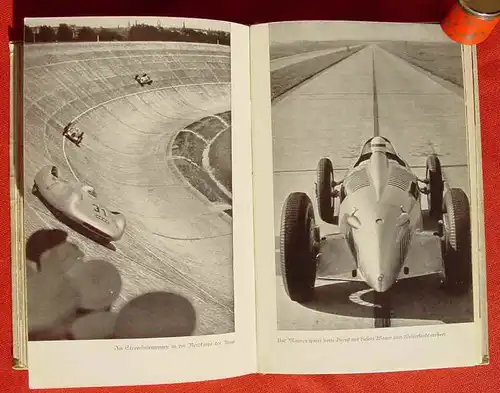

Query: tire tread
[442,188,472,293]
[280,192,316,302]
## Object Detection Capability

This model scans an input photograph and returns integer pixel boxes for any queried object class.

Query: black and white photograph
[23,17,235,341]
[269,22,474,331]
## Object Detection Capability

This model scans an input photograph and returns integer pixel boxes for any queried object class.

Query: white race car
[280,136,471,303]
[32,165,127,243]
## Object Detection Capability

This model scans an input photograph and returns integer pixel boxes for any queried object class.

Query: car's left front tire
[426,154,444,219]
[441,188,472,294]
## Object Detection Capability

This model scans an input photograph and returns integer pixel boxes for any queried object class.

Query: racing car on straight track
[134,73,153,86]
[63,122,84,146]
[31,165,127,243]
[280,136,472,303]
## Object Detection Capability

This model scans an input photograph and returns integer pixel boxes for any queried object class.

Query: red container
[441,0,500,44]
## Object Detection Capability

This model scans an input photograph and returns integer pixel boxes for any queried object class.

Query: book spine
[10,40,28,370]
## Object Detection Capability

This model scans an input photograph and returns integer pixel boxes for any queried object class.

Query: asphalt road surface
[23,42,234,337]
[271,43,473,331]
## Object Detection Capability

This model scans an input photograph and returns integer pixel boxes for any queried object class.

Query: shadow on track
[279,276,473,325]
[26,229,197,341]
[275,237,473,326]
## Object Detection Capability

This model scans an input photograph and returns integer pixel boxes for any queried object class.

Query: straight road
[272,44,472,331]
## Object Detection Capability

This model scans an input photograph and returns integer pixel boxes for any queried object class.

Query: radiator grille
[345,169,370,194]
[387,166,414,192]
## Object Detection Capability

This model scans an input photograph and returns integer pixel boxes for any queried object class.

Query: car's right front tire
[280,192,318,303]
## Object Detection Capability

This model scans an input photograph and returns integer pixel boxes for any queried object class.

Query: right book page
[250,20,488,374]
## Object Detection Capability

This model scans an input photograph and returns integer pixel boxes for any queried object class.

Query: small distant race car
[31,165,127,243]
[63,122,84,146]
[134,73,153,86]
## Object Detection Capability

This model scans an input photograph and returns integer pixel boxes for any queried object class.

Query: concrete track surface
[271,43,473,330]
[23,42,234,337]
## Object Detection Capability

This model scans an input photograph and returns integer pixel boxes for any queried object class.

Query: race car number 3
[93,204,110,223]
[93,204,107,216]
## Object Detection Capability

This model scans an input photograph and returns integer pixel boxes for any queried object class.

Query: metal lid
[460,0,500,19]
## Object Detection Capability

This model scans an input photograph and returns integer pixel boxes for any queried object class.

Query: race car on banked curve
[134,73,153,86]
[31,165,126,243]
[63,122,84,146]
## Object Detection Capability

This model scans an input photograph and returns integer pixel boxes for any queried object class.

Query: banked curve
[23,41,236,337]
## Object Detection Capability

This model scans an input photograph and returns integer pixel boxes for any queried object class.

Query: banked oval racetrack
[23,41,234,337]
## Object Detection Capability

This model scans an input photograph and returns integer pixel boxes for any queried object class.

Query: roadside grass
[270,47,361,100]
[269,40,360,60]
[171,110,232,212]
[377,42,463,87]
[218,111,231,125]
[185,115,226,140]
[208,127,232,193]
[173,157,231,205]
[171,131,205,166]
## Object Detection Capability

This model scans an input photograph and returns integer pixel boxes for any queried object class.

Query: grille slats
[345,164,416,195]
[387,166,414,192]
[345,169,370,193]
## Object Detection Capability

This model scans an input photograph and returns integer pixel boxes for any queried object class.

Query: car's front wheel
[316,157,336,224]
[441,188,472,294]
[426,154,444,219]
[280,192,318,303]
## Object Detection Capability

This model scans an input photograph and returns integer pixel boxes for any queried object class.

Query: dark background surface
[1,0,500,392]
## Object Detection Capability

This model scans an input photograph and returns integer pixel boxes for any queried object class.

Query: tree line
[24,23,230,45]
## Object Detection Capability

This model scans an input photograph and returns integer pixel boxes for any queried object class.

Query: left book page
[11,16,255,389]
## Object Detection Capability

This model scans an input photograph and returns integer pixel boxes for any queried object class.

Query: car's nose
[351,213,403,292]
[360,259,397,292]
[357,246,399,292]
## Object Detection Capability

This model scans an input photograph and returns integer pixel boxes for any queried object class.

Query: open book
[9,16,489,389]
